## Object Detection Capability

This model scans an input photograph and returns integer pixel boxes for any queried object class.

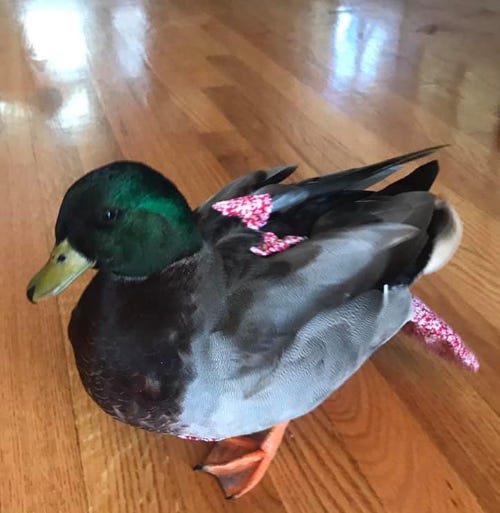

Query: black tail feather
[380,160,439,195]
[301,145,445,190]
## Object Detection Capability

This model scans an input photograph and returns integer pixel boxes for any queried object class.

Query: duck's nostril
[57,254,66,263]
[27,285,36,303]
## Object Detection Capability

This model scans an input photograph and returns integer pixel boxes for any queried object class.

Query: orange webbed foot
[195,421,289,499]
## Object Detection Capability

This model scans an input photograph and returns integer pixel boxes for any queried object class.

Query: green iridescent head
[27,161,202,302]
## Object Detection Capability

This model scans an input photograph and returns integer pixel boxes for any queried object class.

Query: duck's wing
[206,150,455,363]
[184,223,420,437]
[214,222,419,356]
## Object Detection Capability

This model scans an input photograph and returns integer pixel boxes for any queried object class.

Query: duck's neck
[107,209,203,279]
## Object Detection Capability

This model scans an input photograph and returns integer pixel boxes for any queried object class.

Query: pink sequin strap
[404,295,479,372]
[250,232,306,256]
[212,194,305,255]
[212,194,272,230]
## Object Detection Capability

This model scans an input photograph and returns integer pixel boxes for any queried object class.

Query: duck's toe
[195,421,289,499]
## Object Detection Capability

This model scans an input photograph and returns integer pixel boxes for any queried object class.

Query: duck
[27,146,474,499]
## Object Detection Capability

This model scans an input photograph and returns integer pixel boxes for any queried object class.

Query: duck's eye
[101,208,120,223]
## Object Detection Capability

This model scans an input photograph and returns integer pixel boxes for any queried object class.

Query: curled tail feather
[422,199,463,275]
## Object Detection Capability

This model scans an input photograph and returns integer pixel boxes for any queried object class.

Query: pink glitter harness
[212,193,479,373]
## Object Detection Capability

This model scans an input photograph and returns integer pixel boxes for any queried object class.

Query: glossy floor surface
[1,0,499,512]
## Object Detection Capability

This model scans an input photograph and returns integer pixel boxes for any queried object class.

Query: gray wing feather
[180,287,412,438]
[219,222,418,349]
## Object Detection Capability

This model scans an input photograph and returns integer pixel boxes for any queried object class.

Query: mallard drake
[27,147,477,499]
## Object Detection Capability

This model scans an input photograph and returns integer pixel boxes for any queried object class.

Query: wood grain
[1,0,499,512]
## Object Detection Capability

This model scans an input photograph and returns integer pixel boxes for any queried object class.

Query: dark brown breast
[68,258,200,433]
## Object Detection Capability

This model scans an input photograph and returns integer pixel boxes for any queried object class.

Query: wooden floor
[1,0,499,512]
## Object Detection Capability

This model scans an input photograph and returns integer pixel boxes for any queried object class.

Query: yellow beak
[27,239,95,303]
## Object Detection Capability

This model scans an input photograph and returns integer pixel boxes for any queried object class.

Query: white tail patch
[423,199,463,275]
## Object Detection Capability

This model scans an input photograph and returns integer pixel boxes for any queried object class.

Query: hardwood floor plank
[323,361,487,513]
[0,11,89,510]
[207,54,356,170]
[372,336,500,513]
[199,129,270,178]
[204,85,319,178]
[271,409,387,513]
